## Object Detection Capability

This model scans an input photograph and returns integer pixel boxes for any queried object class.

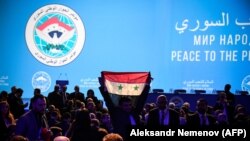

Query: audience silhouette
[0,83,249,141]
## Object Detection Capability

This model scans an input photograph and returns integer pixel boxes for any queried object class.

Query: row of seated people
[0,84,100,120]
[0,85,250,141]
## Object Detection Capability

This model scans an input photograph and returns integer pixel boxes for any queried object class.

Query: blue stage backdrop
[0,0,250,100]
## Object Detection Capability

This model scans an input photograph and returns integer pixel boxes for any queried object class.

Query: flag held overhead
[100,71,152,96]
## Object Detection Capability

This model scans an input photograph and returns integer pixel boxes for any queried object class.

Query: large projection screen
[0,0,250,100]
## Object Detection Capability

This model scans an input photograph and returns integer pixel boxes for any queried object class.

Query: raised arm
[99,86,115,112]
[134,85,150,114]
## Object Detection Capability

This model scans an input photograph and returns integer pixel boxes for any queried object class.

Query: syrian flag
[99,71,152,106]
[101,71,151,95]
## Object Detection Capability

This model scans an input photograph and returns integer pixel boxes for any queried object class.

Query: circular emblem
[26,4,85,66]
[32,71,51,92]
[169,96,184,108]
[241,75,250,94]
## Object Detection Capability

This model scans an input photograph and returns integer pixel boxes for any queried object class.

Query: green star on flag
[118,84,123,90]
[134,85,139,91]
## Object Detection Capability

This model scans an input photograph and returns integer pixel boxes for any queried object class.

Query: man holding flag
[99,71,152,140]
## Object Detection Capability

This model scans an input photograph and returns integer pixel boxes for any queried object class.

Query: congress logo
[26,4,85,66]
[32,71,51,92]
[241,75,250,94]
[169,96,184,108]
